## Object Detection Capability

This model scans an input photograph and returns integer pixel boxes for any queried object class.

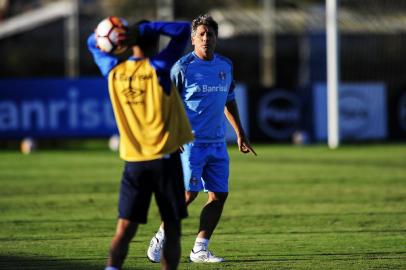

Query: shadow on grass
[0,255,150,270]
[0,255,160,270]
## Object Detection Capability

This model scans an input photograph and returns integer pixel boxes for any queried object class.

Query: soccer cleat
[189,248,225,263]
[147,236,164,263]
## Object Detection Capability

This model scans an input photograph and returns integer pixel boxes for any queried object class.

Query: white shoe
[189,248,225,263]
[147,236,164,263]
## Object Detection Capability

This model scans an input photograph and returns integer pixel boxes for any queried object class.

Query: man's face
[192,25,217,60]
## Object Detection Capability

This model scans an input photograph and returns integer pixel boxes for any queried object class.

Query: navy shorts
[118,152,187,223]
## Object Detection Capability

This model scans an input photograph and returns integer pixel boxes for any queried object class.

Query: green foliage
[0,144,405,269]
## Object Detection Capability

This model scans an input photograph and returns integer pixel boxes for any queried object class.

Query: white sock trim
[156,226,165,240]
[194,237,209,251]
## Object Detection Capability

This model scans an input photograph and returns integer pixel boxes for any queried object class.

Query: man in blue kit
[147,14,256,263]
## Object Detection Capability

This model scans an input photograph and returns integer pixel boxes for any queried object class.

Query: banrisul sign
[313,83,387,141]
[257,90,301,140]
[0,78,117,139]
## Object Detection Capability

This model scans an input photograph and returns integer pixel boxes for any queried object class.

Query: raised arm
[142,21,191,69]
[87,33,121,77]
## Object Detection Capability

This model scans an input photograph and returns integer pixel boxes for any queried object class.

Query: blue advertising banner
[0,78,118,139]
[0,78,249,141]
[313,83,387,141]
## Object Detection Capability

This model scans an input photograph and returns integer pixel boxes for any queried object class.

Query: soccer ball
[21,137,37,154]
[108,134,120,152]
[95,16,128,54]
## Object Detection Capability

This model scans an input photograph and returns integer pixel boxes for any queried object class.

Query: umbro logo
[194,73,204,80]
[122,88,145,105]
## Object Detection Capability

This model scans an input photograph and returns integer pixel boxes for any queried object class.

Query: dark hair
[128,20,159,51]
[191,14,218,37]
[137,34,159,52]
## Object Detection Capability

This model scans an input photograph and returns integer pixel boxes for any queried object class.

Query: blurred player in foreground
[147,14,256,264]
[88,18,193,270]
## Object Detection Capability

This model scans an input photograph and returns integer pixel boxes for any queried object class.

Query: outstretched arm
[225,100,257,156]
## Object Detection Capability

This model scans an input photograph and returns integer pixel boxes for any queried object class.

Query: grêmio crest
[218,71,226,80]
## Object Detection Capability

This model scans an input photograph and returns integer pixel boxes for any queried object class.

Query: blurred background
[1,0,406,150]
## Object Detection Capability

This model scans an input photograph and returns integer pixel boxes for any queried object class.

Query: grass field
[0,144,405,270]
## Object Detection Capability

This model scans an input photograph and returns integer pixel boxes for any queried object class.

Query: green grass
[0,144,405,269]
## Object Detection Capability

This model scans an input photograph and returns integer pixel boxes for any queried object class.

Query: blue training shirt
[171,52,236,143]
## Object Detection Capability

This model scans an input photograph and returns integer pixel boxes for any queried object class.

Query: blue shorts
[181,142,229,192]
